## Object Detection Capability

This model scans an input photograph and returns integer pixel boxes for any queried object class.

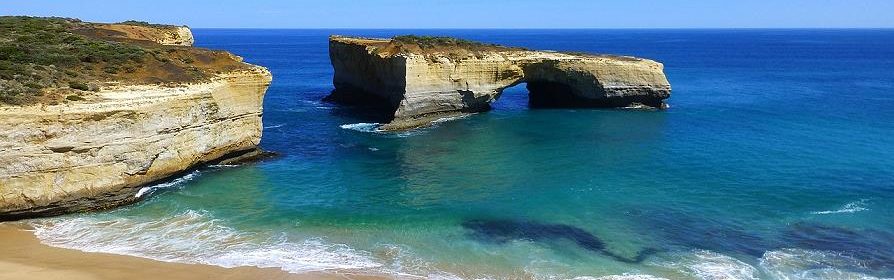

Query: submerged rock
[326,35,672,130]
[462,218,657,263]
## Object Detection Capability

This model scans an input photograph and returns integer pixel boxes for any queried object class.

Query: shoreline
[0,224,387,280]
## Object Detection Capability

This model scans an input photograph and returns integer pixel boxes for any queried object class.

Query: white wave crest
[29,210,383,273]
[760,248,883,280]
[574,274,670,280]
[811,199,869,215]
[340,122,382,133]
[650,250,758,280]
[432,114,472,124]
[135,171,200,198]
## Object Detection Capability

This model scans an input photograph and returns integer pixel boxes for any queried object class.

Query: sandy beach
[0,224,386,280]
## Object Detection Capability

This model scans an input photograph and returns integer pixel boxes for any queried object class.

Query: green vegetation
[65,94,85,101]
[118,20,180,28]
[0,16,246,105]
[392,35,492,49]
[0,16,146,104]
[385,35,527,60]
[68,81,90,91]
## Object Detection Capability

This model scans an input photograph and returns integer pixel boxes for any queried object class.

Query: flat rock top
[330,35,647,62]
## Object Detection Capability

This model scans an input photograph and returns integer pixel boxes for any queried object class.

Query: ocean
[28,29,894,279]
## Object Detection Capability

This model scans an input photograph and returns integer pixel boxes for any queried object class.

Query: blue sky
[2,0,893,28]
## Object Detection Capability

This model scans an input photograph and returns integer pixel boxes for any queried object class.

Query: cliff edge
[326,35,671,130]
[0,17,272,220]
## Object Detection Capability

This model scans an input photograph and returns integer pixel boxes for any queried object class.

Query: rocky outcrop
[89,24,195,46]
[0,21,271,220]
[327,36,671,130]
[0,67,271,220]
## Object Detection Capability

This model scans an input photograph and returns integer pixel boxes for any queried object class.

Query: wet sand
[0,224,388,280]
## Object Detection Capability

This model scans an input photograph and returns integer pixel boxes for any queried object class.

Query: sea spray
[30,210,383,273]
[135,170,201,198]
[810,199,870,215]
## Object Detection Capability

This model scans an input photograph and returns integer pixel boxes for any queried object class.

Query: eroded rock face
[327,36,672,130]
[0,67,271,220]
[90,24,195,46]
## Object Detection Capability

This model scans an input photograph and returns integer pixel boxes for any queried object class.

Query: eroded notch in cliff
[324,86,401,123]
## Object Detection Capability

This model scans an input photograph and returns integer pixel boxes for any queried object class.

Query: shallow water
[31,29,894,279]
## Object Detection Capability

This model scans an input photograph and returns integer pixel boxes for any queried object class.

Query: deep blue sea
[29,29,894,279]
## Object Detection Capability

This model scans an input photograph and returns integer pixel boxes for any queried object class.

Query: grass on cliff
[117,20,183,28]
[377,35,527,60]
[0,16,246,105]
[389,35,637,61]
[392,35,495,49]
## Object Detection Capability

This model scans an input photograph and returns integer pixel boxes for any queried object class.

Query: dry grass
[0,16,248,105]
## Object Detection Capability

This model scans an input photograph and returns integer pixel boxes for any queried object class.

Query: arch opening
[490,82,530,111]
[489,79,594,111]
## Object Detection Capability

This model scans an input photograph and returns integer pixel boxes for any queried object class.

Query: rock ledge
[327,35,672,130]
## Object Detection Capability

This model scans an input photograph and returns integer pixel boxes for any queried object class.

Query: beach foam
[759,248,885,280]
[650,250,758,280]
[29,210,383,274]
[574,274,669,280]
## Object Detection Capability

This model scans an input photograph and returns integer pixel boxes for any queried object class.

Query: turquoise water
[30,30,894,279]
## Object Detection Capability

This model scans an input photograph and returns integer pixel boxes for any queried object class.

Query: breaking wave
[339,122,381,133]
[811,199,869,215]
[135,171,201,198]
[760,248,884,280]
[650,250,759,280]
[29,210,383,273]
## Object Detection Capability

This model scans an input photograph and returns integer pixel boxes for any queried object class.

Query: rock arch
[326,36,671,130]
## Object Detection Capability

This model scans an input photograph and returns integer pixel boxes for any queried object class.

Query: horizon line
[187,27,894,30]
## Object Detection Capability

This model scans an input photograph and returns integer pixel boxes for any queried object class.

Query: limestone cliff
[88,23,195,46]
[0,18,271,220]
[0,68,271,219]
[327,36,671,130]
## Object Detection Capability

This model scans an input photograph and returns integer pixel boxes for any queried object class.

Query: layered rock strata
[0,23,271,220]
[0,68,271,219]
[327,36,671,130]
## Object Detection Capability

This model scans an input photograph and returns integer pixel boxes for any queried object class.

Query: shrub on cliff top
[118,20,182,28]
[393,35,486,49]
[0,16,245,105]
[389,35,527,57]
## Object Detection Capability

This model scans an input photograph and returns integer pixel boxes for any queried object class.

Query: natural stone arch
[326,36,671,130]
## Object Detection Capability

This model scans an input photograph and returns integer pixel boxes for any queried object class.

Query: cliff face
[0,19,271,220]
[0,67,271,219]
[328,36,671,130]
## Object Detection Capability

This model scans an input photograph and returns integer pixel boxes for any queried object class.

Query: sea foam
[339,122,382,133]
[135,170,201,198]
[760,248,884,280]
[650,250,759,280]
[811,199,869,215]
[30,210,383,274]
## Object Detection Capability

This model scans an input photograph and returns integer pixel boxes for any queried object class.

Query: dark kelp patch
[461,219,657,263]
[781,222,894,276]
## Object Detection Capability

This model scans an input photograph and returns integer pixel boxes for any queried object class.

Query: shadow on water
[631,208,894,277]
[629,208,772,257]
[461,213,894,277]
[461,219,658,263]
[782,222,894,276]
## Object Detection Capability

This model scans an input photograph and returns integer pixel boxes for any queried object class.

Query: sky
[2,0,893,29]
